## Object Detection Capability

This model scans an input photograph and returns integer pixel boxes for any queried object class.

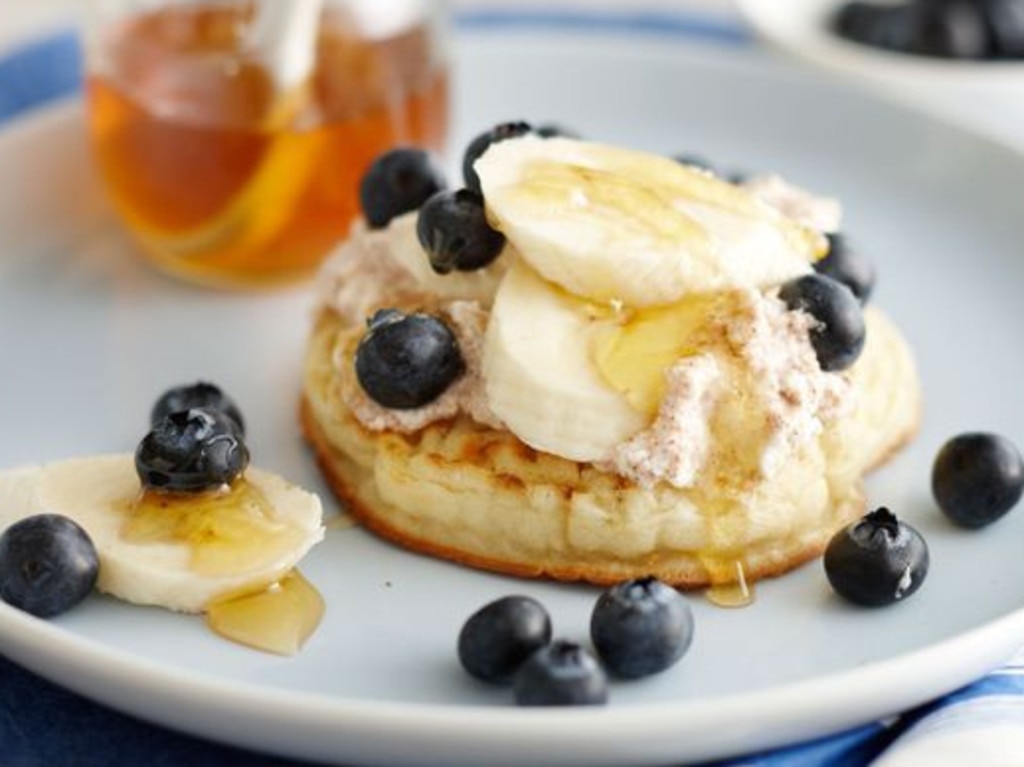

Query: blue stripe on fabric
[455,9,753,45]
[702,674,1024,766]
[699,722,893,767]
[917,671,1024,713]
[0,8,750,127]
[0,28,82,123]
[850,667,1024,760]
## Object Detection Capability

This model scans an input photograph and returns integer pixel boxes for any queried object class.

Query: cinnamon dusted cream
[611,354,723,489]
[725,289,850,478]
[609,290,849,490]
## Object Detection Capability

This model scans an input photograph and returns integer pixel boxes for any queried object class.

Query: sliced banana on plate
[0,455,324,614]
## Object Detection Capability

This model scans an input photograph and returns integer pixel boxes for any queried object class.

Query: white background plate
[2,29,1024,766]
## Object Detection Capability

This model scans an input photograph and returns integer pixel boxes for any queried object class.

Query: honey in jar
[85,1,449,287]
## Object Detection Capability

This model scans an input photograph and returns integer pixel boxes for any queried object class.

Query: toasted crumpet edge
[299,306,921,589]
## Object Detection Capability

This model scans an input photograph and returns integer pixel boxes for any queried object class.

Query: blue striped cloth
[0,28,82,124]
[1,10,1023,767]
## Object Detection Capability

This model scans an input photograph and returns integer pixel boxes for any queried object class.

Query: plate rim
[4,21,1024,767]
[1,571,1023,764]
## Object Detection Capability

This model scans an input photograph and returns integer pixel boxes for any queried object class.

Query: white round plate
[736,0,1024,146]
[2,28,1024,767]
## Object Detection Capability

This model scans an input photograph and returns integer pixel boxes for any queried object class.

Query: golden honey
[593,294,721,416]
[122,479,324,653]
[703,559,755,609]
[207,570,325,655]
[86,3,449,287]
[122,479,307,576]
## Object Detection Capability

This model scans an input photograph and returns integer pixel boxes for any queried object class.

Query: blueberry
[833,1,889,42]
[536,123,581,139]
[824,508,929,607]
[869,6,919,51]
[0,514,99,618]
[983,0,1024,58]
[417,189,505,274]
[151,381,245,435]
[834,3,917,52]
[590,576,694,679]
[832,1,991,57]
[911,0,991,59]
[457,596,552,683]
[814,233,877,305]
[354,310,464,409]
[462,121,533,193]
[135,407,249,492]
[779,274,866,372]
[359,148,447,229]
[932,433,1024,528]
[513,641,608,707]
[673,154,715,174]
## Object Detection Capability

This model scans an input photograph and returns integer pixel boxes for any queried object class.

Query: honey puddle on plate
[121,481,324,654]
[703,559,755,609]
[208,570,325,656]
[327,511,358,531]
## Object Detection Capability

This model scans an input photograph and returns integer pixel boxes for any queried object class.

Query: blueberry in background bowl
[735,0,1024,147]
[832,0,988,59]
[831,0,1024,60]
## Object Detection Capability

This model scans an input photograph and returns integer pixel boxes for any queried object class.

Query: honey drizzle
[118,480,324,654]
[326,511,358,531]
[207,569,325,656]
[704,559,754,609]
[120,479,306,577]
[698,483,756,609]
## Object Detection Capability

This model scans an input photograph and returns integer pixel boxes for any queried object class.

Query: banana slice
[475,136,823,307]
[483,262,646,462]
[0,455,323,614]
